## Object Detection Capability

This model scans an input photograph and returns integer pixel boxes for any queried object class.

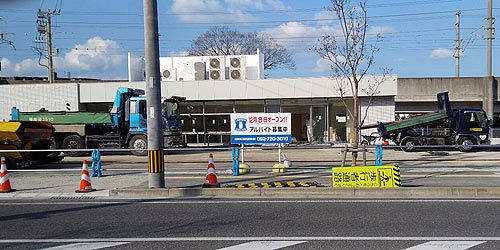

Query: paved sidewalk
[2,167,500,199]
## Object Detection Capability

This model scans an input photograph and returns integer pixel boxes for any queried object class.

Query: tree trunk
[351,92,359,166]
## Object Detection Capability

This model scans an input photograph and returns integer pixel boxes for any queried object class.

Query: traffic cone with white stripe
[0,157,15,193]
[76,160,95,193]
[203,154,220,188]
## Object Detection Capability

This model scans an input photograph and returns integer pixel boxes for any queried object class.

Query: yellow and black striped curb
[394,166,401,187]
[225,181,322,188]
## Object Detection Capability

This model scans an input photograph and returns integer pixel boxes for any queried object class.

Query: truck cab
[452,108,490,147]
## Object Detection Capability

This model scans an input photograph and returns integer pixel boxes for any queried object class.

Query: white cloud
[262,22,340,47]
[430,48,454,59]
[0,57,45,76]
[313,58,332,73]
[264,0,289,10]
[0,58,14,76]
[225,0,263,9]
[394,58,407,63]
[1,37,125,77]
[224,0,289,10]
[61,36,125,71]
[314,10,335,25]
[172,0,257,23]
[15,58,45,74]
[368,26,396,36]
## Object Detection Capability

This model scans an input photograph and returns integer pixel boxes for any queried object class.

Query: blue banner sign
[230,113,292,144]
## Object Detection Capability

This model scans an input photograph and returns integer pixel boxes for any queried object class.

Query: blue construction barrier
[375,145,383,166]
[91,149,102,177]
[231,147,240,176]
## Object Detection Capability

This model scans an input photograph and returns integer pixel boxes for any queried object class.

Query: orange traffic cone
[203,154,220,188]
[76,160,95,193]
[0,157,15,193]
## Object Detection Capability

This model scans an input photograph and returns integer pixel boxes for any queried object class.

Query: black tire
[129,135,148,156]
[47,137,62,158]
[400,136,418,152]
[62,135,86,157]
[458,137,477,152]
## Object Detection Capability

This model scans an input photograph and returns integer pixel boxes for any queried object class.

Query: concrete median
[109,186,500,199]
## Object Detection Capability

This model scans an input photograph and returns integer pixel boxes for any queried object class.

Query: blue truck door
[129,99,147,132]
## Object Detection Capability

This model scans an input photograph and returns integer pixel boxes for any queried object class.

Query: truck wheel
[62,135,85,157]
[47,137,61,158]
[458,137,477,152]
[129,135,148,156]
[400,137,418,152]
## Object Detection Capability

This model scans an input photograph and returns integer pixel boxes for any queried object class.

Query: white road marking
[217,241,306,250]
[2,199,500,206]
[404,241,486,250]
[0,237,499,243]
[38,242,129,250]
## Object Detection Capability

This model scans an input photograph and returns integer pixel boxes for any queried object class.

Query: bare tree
[188,26,295,71]
[313,0,389,166]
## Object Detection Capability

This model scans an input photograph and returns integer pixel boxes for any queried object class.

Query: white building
[0,75,397,145]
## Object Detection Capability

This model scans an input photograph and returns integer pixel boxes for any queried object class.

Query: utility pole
[455,11,461,78]
[143,0,165,188]
[46,13,54,83]
[483,0,494,123]
[36,10,58,83]
[486,0,494,77]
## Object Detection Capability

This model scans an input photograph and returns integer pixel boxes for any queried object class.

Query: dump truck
[0,121,63,168]
[10,87,185,156]
[371,92,490,152]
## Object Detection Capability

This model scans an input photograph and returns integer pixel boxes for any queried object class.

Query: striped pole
[148,150,164,173]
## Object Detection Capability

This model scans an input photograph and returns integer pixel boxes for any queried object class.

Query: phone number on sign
[256,136,290,142]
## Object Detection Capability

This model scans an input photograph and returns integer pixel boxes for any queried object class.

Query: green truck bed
[15,111,112,125]
[382,112,449,134]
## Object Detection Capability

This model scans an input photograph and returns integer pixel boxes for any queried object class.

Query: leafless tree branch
[188,26,295,71]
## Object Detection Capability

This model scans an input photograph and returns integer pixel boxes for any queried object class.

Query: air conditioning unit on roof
[229,56,246,80]
[161,68,177,81]
[194,61,205,80]
[208,57,225,80]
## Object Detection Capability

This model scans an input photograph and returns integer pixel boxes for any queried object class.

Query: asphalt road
[1,198,500,249]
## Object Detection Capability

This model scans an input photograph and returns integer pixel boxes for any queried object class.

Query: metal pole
[487,0,493,77]
[455,11,461,78]
[143,0,164,188]
[46,13,54,83]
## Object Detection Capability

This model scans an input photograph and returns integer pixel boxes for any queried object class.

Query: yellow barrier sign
[332,165,401,188]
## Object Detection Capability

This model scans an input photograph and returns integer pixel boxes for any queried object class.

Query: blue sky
[0,0,498,79]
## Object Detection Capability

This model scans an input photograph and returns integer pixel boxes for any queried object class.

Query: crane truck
[10,87,185,156]
[370,92,490,152]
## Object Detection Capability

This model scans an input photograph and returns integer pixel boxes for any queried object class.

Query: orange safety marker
[0,157,15,193]
[203,153,220,188]
[76,160,95,193]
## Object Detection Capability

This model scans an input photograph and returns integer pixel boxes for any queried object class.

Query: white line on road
[38,242,129,250]
[404,241,486,250]
[1,237,500,243]
[2,199,500,206]
[217,241,306,250]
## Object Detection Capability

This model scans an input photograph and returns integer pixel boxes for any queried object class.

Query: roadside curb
[109,187,500,199]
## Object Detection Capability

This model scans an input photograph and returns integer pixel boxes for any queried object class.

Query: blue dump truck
[10,87,185,156]
[370,92,490,152]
